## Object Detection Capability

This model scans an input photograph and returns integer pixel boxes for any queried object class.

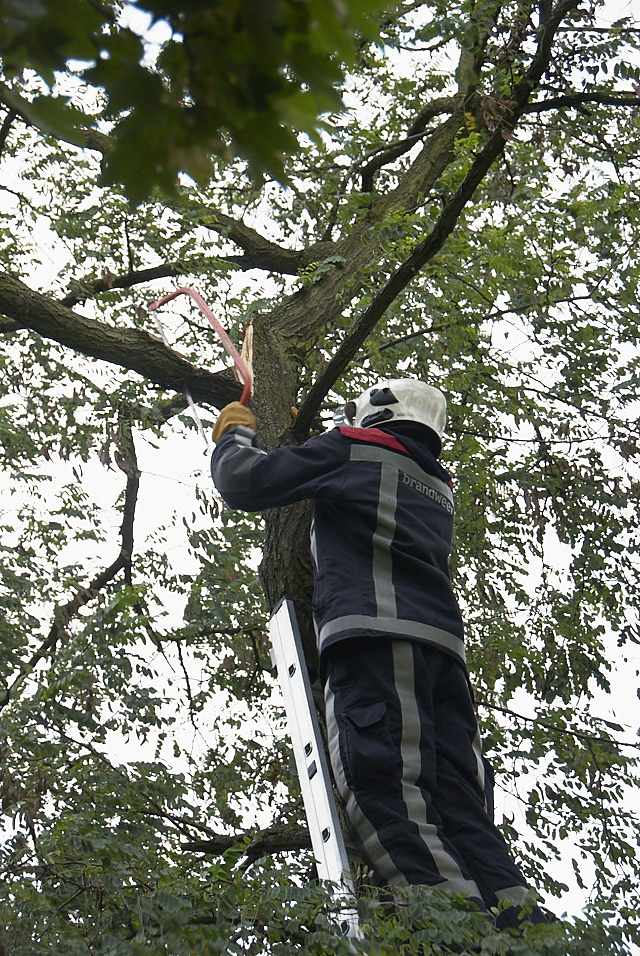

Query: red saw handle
[148,287,252,406]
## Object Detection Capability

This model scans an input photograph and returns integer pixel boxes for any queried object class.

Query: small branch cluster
[1,415,140,710]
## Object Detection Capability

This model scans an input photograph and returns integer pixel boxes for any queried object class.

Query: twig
[159,624,267,642]
[60,262,186,308]
[34,887,87,942]
[143,800,224,840]
[479,701,640,751]
[519,92,640,115]
[0,415,140,710]
[363,320,451,358]
[176,640,198,728]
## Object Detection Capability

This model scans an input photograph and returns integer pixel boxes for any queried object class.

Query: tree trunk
[252,313,317,666]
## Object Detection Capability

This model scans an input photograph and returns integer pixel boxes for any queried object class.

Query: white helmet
[336,378,447,451]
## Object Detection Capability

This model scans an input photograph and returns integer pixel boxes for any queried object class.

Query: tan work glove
[212,402,257,443]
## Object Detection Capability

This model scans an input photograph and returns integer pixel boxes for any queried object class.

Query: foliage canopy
[1,0,640,953]
[0,0,385,198]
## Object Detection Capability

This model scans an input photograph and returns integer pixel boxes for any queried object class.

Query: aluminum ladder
[268,597,361,939]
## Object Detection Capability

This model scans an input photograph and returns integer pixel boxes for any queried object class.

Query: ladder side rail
[269,598,361,939]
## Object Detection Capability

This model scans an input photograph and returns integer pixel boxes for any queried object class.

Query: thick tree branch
[60,263,187,308]
[196,207,339,275]
[0,270,241,408]
[360,95,461,191]
[82,127,113,155]
[318,97,459,239]
[261,11,500,346]
[182,823,311,862]
[112,417,139,587]
[293,128,511,436]
[42,733,312,867]
[519,92,640,114]
[188,19,491,292]
[378,10,498,205]
[292,0,582,436]
[0,318,22,333]
[512,0,580,100]
[264,115,470,343]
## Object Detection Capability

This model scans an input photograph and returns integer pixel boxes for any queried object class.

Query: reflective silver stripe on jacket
[349,444,454,513]
[372,462,398,619]
[316,442,464,662]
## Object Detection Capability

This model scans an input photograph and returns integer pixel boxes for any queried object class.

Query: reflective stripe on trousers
[324,637,531,908]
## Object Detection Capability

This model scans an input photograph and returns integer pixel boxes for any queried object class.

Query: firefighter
[210,379,547,929]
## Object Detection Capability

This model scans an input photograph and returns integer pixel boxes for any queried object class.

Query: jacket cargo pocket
[340,700,399,792]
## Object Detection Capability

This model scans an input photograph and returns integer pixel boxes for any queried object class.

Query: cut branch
[0,270,241,408]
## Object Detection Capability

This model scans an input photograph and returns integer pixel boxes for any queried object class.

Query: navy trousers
[324,637,545,923]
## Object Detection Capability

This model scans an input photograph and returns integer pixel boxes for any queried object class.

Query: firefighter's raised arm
[210,405,350,513]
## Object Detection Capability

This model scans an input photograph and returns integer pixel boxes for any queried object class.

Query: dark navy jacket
[211,423,465,667]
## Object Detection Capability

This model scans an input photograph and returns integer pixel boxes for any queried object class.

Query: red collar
[338,426,409,455]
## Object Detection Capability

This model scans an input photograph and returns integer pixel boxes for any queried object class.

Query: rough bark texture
[250,317,317,661]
